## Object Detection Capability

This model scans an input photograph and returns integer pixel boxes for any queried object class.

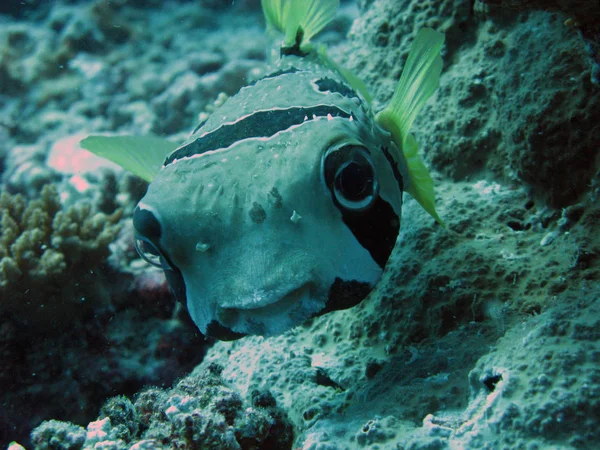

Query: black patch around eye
[133,205,181,273]
[341,196,400,268]
[133,206,162,241]
[381,146,404,192]
[315,77,358,99]
[319,277,373,315]
[323,146,399,267]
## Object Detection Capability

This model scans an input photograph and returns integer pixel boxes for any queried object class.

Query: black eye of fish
[335,160,373,201]
[323,145,379,211]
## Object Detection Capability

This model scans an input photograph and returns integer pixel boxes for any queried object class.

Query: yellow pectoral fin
[402,134,444,227]
[376,28,445,226]
[383,28,444,141]
[79,135,178,182]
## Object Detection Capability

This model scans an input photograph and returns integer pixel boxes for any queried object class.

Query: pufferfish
[81,0,445,340]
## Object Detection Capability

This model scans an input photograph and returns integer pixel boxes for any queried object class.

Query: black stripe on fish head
[339,197,400,268]
[314,77,359,100]
[315,277,374,315]
[245,67,301,88]
[189,69,304,139]
[165,105,352,165]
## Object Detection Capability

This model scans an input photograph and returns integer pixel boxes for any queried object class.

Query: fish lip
[220,282,314,311]
[214,282,323,336]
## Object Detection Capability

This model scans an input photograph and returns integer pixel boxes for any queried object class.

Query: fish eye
[134,236,173,270]
[323,145,379,211]
[133,205,173,270]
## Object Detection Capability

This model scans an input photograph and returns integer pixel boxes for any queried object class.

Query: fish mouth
[218,282,315,310]
[215,282,324,336]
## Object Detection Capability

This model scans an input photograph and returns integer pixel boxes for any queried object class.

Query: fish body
[82,0,444,340]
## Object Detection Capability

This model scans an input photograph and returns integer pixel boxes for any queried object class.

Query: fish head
[133,114,404,339]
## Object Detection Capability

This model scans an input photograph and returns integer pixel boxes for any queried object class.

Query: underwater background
[1,0,599,449]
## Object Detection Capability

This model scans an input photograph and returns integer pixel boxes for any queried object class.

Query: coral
[480,0,600,83]
[30,363,295,450]
[479,0,600,23]
[0,183,122,328]
[403,7,599,207]
[348,0,599,206]
[30,420,86,450]
[413,292,600,449]
[99,396,139,443]
[494,13,600,207]
[140,363,294,450]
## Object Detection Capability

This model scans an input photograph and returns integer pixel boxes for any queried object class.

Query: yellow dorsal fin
[262,0,292,34]
[375,28,445,226]
[262,0,339,52]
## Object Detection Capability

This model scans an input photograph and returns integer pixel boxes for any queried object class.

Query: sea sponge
[0,184,122,329]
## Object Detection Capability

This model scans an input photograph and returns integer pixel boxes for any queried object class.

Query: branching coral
[0,184,122,328]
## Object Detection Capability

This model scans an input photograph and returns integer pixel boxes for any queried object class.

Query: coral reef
[402,289,600,449]
[0,0,270,445]
[193,178,599,449]
[0,182,208,448]
[30,421,86,450]
[1,0,598,449]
